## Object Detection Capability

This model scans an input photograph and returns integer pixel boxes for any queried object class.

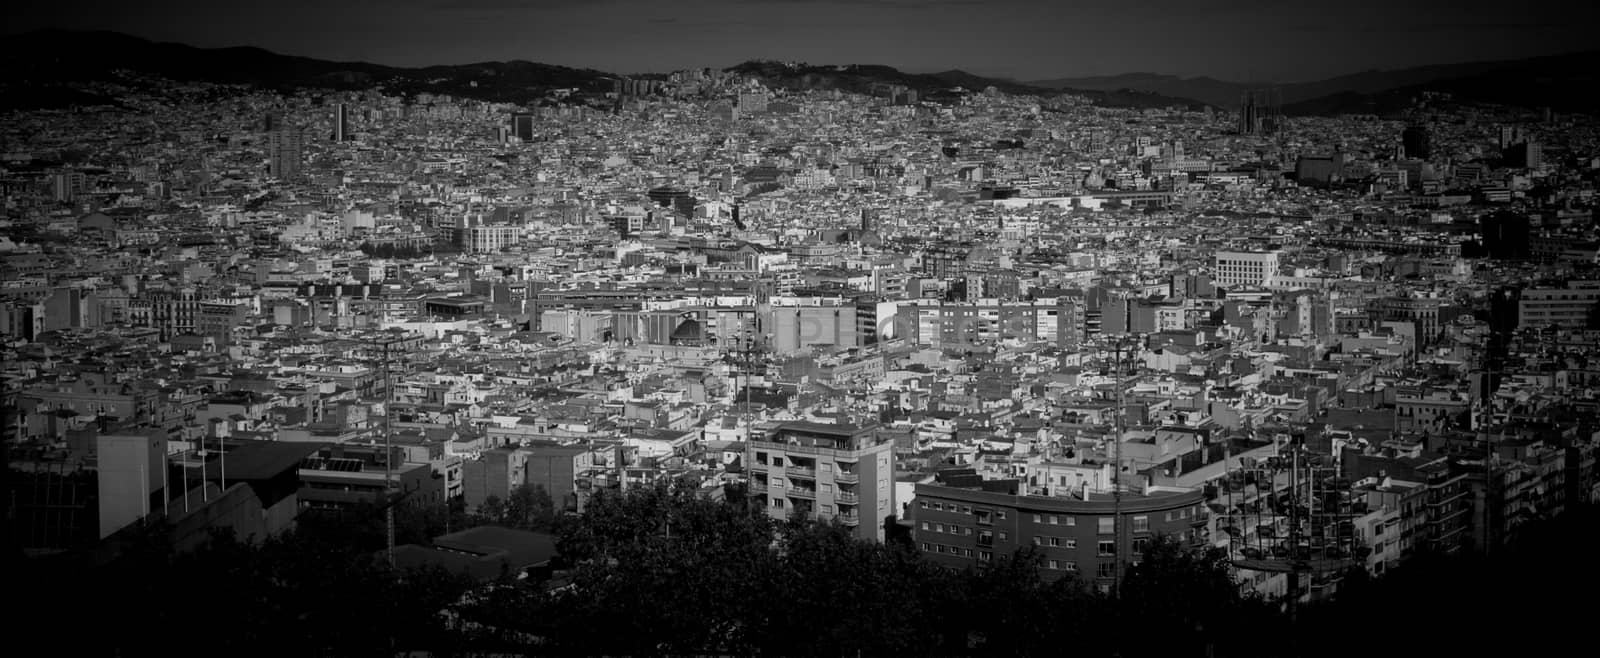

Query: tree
[503,483,556,531]
[476,495,506,526]
[1114,535,1278,657]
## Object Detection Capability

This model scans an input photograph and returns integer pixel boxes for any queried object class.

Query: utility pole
[1111,336,1126,598]
[368,335,397,569]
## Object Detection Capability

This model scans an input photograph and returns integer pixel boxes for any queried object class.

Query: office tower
[1402,125,1430,160]
[268,127,304,180]
[511,113,535,142]
[1504,141,1542,169]
[1522,141,1542,169]
[334,103,349,142]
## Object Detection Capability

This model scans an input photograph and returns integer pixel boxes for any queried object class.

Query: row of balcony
[782,465,859,483]
[749,482,858,506]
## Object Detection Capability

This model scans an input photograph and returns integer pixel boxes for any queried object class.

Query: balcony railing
[836,491,859,504]
[788,488,817,500]
[838,514,860,526]
[785,466,817,479]
[833,471,859,484]
[750,481,768,494]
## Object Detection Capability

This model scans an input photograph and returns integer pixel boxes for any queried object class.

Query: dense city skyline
[12,0,1600,83]
[6,1,1600,655]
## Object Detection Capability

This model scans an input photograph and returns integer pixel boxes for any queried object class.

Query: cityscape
[4,7,1600,657]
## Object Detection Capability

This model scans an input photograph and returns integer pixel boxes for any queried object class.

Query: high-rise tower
[511,113,535,142]
[268,127,304,180]
[334,103,349,142]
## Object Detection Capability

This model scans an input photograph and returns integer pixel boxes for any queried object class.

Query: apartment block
[747,421,895,542]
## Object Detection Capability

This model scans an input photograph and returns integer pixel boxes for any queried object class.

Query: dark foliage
[17,483,1593,657]
[13,520,479,657]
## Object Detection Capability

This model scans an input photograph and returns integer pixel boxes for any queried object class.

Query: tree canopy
[15,478,1594,657]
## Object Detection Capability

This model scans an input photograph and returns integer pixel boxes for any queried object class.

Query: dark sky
[12,0,1599,82]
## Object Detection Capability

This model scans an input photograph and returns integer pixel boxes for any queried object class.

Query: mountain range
[1,30,1210,112]
[2,29,1596,117]
[1030,50,1600,116]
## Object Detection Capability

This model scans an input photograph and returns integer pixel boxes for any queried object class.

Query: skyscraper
[268,128,303,180]
[511,113,535,142]
[334,103,349,142]
[1402,125,1430,160]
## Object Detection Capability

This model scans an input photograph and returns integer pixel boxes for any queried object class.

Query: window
[1032,537,1043,546]
[1133,516,1149,533]
[1097,562,1116,578]
[1048,559,1060,570]
[1098,540,1115,556]
[756,451,768,465]
[964,527,973,536]
[921,543,930,552]
[936,523,945,533]
[934,503,944,511]
[1048,515,1059,525]
[1132,538,1149,555]
[1062,561,1078,572]
[978,530,995,547]
[1165,512,1173,522]
[998,531,1009,542]
[1049,537,1061,547]
[773,457,783,467]
[921,521,929,531]
[920,501,928,509]
[821,462,832,473]
[1033,514,1043,523]
[773,499,785,509]
[962,505,972,514]
[975,510,993,525]
[963,548,974,557]
[996,511,1007,520]
[1098,517,1114,535]
[938,545,947,553]
[979,551,993,562]
[821,504,833,515]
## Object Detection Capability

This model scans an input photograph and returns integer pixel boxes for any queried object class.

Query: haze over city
[12,0,1600,82]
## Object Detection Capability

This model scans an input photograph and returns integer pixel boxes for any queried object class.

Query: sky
[11,0,1599,83]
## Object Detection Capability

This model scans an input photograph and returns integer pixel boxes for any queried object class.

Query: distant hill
[1027,73,1249,109]
[1030,51,1600,115]
[0,31,1209,112]
[0,29,618,108]
[724,61,1209,110]
[1281,50,1600,117]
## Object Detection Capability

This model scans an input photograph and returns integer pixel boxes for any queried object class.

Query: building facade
[747,422,895,542]
[912,478,1208,590]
